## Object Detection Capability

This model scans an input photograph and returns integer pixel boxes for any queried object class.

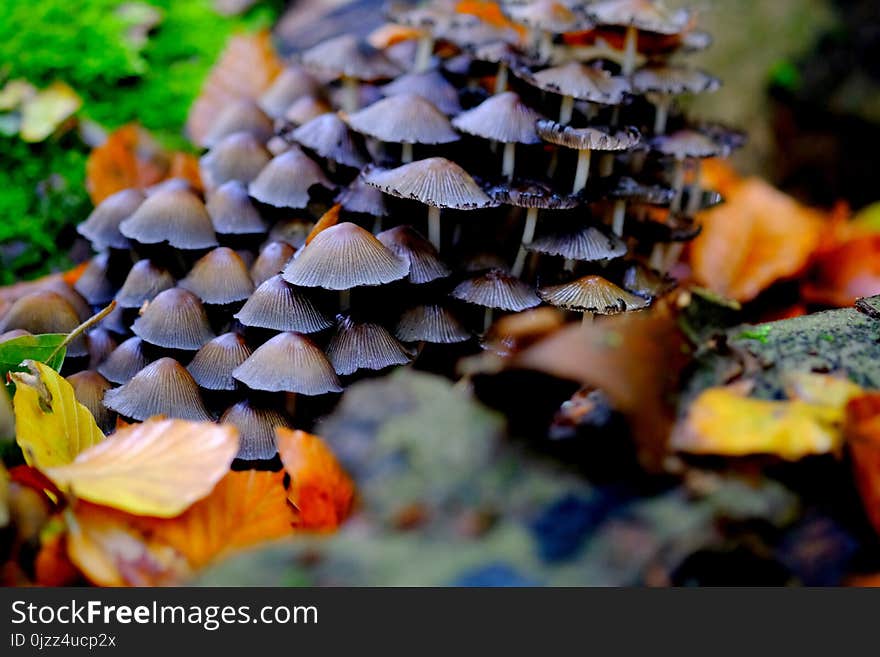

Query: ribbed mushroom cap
[250,242,296,287]
[234,275,333,333]
[381,70,462,116]
[282,222,409,290]
[97,336,149,385]
[587,0,690,35]
[452,92,543,144]
[115,260,175,309]
[73,253,118,305]
[292,112,367,168]
[364,157,496,209]
[202,99,273,148]
[87,327,117,370]
[538,275,650,314]
[206,180,268,236]
[651,129,726,159]
[283,95,333,126]
[103,357,212,422]
[632,65,720,95]
[145,177,196,196]
[346,94,459,145]
[186,332,252,391]
[377,225,450,284]
[119,188,218,250]
[221,400,290,461]
[67,370,115,433]
[504,0,593,33]
[233,332,342,395]
[248,147,333,210]
[489,179,581,209]
[536,120,641,151]
[301,34,402,81]
[179,247,255,305]
[605,176,675,204]
[98,302,129,335]
[521,62,630,104]
[335,174,388,217]
[77,188,143,250]
[326,315,413,376]
[131,288,215,350]
[258,66,322,119]
[451,269,541,311]
[395,303,471,344]
[199,131,272,189]
[527,225,627,261]
[0,291,88,357]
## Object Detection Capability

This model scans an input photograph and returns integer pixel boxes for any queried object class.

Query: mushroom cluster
[3,0,738,460]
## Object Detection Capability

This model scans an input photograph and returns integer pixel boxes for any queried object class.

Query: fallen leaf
[35,522,80,586]
[20,81,82,142]
[169,151,203,193]
[11,361,104,469]
[845,393,880,536]
[85,123,169,204]
[276,428,354,530]
[306,204,341,245]
[44,418,239,517]
[0,333,68,381]
[802,235,880,308]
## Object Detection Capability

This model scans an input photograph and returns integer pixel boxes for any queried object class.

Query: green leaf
[0,333,67,383]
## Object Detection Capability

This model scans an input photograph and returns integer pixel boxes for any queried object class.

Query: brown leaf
[845,393,880,537]
[85,124,169,204]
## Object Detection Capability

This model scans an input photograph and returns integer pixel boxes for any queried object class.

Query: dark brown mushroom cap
[67,370,115,433]
[250,242,297,287]
[199,131,272,190]
[220,400,290,461]
[381,70,462,116]
[632,65,720,95]
[206,180,268,236]
[234,275,333,333]
[623,263,675,299]
[186,332,252,391]
[77,188,143,250]
[346,94,459,145]
[377,225,450,284]
[103,357,212,422]
[488,179,580,209]
[248,147,333,210]
[451,268,541,311]
[301,34,402,81]
[587,0,690,35]
[178,247,255,305]
[232,332,342,395]
[504,0,593,33]
[115,260,175,310]
[292,112,368,168]
[0,291,88,357]
[73,253,117,306]
[395,303,471,344]
[325,315,412,376]
[452,92,543,144]
[97,336,149,385]
[536,120,641,151]
[519,62,630,104]
[538,275,650,314]
[604,176,675,204]
[283,95,333,126]
[651,129,726,159]
[202,99,273,148]
[282,222,409,290]
[258,66,322,119]
[364,157,496,209]
[131,288,216,351]
[335,174,388,217]
[526,225,627,261]
[119,188,218,250]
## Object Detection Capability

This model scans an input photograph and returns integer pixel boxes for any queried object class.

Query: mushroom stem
[582,311,595,326]
[573,148,592,193]
[538,31,553,62]
[686,160,704,216]
[559,95,575,125]
[664,242,685,272]
[414,34,434,73]
[547,149,559,178]
[654,96,672,135]
[649,243,666,271]
[483,307,494,334]
[341,75,359,114]
[372,215,383,234]
[564,258,576,272]
[401,142,414,163]
[339,289,351,312]
[495,62,509,94]
[427,205,442,251]
[502,142,516,180]
[622,25,638,77]
[612,200,627,236]
[512,207,539,277]
[599,153,615,178]
[671,158,686,212]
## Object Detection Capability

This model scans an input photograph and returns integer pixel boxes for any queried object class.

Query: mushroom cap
[451,268,541,311]
[520,62,630,104]
[220,400,290,461]
[301,34,402,81]
[387,4,454,29]
[292,112,368,168]
[41,280,92,322]
[538,275,650,314]
[282,222,409,290]
[452,92,544,144]
[233,332,342,395]
[472,40,524,65]
[87,327,117,370]
[67,370,115,433]
[186,332,252,391]
[381,70,462,116]
[202,99,273,148]
[325,315,413,375]
[234,274,333,333]
[119,188,218,250]
[103,357,212,422]
[377,225,450,284]
[536,120,640,151]
[605,176,675,204]
[651,129,726,159]
[623,263,675,299]
[199,131,272,190]
[364,157,496,209]
[335,174,388,217]
[258,66,322,119]
[434,13,520,48]
[250,242,297,287]
[0,291,88,357]
[488,179,580,209]
[115,259,175,310]
[131,288,216,351]
[395,303,471,344]
[97,336,149,385]
[206,180,268,236]
[77,188,143,250]
[73,253,118,306]
[248,147,333,209]
[178,247,255,305]
[587,0,690,35]
[527,225,627,261]
[346,94,459,145]
[632,65,720,95]
[504,0,593,34]
[283,95,333,126]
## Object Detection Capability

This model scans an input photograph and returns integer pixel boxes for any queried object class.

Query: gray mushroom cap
[363,158,497,209]
[452,92,544,144]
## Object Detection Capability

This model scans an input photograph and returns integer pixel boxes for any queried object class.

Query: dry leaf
[802,235,880,308]
[306,204,341,245]
[85,123,169,204]
[20,81,81,142]
[169,151,203,193]
[35,528,80,586]
[845,393,880,537]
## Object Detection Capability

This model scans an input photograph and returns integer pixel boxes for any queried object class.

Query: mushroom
[538,274,649,323]
[471,41,524,94]
[603,175,675,236]
[206,180,268,238]
[119,188,218,250]
[186,332,252,392]
[199,131,271,191]
[451,268,541,332]
[651,129,726,212]
[632,65,720,134]
[623,262,675,300]
[220,400,291,461]
[77,188,143,251]
[97,336,149,385]
[325,315,413,376]
[131,288,215,351]
[517,61,630,124]
[380,70,462,116]
[103,357,212,422]
[526,224,627,267]
[377,225,450,284]
[292,112,368,170]
[335,172,388,221]
[87,328,117,370]
[258,66,322,119]
[232,332,342,395]
[234,275,333,334]
[388,4,454,73]
[248,147,333,210]
[282,95,334,128]
[504,0,593,62]
[395,303,471,344]
[178,247,255,307]
[67,370,116,434]
[202,99,273,148]
[73,253,118,306]
[115,260,175,310]
[250,241,297,287]
[0,291,88,357]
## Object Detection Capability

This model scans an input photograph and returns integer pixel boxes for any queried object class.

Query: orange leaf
[169,152,204,194]
[846,393,880,537]
[85,124,169,204]
[802,235,880,308]
[35,531,80,586]
[276,429,354,530]
[306,204,341,245]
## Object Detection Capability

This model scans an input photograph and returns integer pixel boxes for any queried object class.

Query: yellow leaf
[20,81,82,142]
[45,418,239,517]
[11,360,104,469]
